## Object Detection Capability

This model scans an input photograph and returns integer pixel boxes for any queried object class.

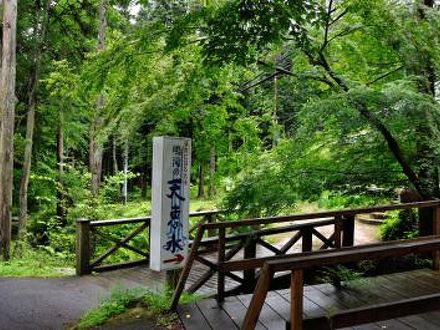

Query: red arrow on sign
[164,254,185,264]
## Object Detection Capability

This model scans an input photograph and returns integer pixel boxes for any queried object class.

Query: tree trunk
[273,71,280,146]
[208,148,216,198]
[198,164,206,198]
[56,111,67,222]
[112,135,118,174]
[414,0,438,235]
[122,142,128,205]
[89,0,107,196]
[18,0,49,240]
[0,0,17,260]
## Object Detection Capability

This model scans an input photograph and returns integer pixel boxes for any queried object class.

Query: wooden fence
[76,210,223,275]
[242,233,440,329]
[170,200,440,310]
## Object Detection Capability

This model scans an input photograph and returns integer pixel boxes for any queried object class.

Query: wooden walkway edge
[177,269,440,330]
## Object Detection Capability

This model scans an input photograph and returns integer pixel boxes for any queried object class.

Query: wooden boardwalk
[177,269,440,329]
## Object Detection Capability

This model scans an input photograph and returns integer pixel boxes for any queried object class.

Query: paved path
[0,220,380,330]
[0,267,166,330]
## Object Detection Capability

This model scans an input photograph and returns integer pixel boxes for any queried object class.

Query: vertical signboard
[150,137,191,271]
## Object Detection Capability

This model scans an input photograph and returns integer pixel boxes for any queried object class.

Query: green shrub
[380,210,419,241]
[1,244,74,277]
[99,172,139,204]
[76,286,200,329]
[318,265,365,288]
[317,191,388,209]
[77,287,145,329]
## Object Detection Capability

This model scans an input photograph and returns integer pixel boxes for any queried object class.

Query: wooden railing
[186,218,349,297]
[239,201,440,330]
[170,200,440,310]
[76,210,223,275]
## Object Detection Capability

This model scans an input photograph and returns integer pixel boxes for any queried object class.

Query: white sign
[150,137,191,271]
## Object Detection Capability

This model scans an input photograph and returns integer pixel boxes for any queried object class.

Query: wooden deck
[177,269,440,329]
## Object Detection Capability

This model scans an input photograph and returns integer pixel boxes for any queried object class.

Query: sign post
[150,137,191,274]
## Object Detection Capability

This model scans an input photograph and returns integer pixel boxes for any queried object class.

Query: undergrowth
[0,244,74,277]
[75,286,199,329]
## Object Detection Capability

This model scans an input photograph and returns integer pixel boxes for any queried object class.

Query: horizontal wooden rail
[200,200,440,230]
[267,235,440,272]
[76,210,223,275]
[198,218,334,248]
[90,217,151,227]
[220,235,436,272]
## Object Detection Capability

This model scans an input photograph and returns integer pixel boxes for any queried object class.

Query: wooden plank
[280,231,302,254]
[195,255,244,284]
[222,296,266,330]
[330,293,440,328]
[433,206,440,270]
[196,298,238,329]
[301,228,313,252]
[397,315,440,330]
[265,291,290,321]
[315,282,413,330]
[243,237,257,293]
[221,236,440,273]
[334,271,429,329]
[170,227,205,310]
[311,229,334,248]
[398,270,440,291]
[353,322,410,330]
[257,238,283,255]
[200,201,440,231]
[242,264,274,330]
[198,219,335,247]
[177,303,211,330]
[342,215,355,247]
[303,285,346,313]
[376,272,440,329]
[92,258,149,272]
[90,210,220,228]
[189,242,244,293]
[290,270,304,330]
[379,272,436,297]
[334,215,342,249]
[238,293,285,330]
[217,227,226,302]
[269,236,440,272]
[90,217,150,227]
[76,218,91,275]
[277,288,329,319]
[90,222,148,267]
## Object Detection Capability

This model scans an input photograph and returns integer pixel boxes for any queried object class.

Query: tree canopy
[0,0,440,260]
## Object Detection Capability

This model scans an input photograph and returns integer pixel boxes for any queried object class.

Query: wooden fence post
[334,215,342,249]
[76,218,91,275]
[433,206,440,271]
[207,212,217,238]
[217,227,226,302]
[243,236,257,293]
[301,227,313,252]
[290,269,304,330]
[342,215,355,247]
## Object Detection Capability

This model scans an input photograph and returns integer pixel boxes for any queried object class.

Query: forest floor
[0,220,380,330]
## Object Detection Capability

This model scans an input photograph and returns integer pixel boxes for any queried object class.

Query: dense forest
[0,0,439,267]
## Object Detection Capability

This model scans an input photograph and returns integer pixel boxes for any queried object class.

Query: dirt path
[276,219,381,253]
